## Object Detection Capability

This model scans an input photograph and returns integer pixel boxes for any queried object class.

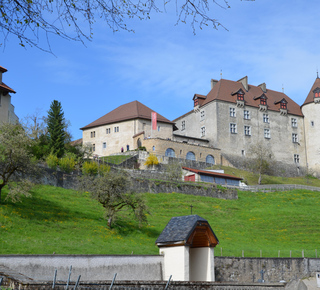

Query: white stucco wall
[0,93,18,124]
[189,247,215,281]
[302,102,320,174]
[159,246,189,281]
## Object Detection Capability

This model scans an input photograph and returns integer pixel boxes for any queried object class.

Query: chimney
[237,76,248,91]
[258,83,267,93]
[211,79,218,89]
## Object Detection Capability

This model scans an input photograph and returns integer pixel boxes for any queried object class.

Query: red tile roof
[81,100,173,130]
[0,82,16,94]
[201,78,303,116]
[0,66,7,73]
[183,166,242,180]
[301,77,320,107]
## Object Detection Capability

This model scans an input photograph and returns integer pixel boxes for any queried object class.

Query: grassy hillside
[1,184,319,258]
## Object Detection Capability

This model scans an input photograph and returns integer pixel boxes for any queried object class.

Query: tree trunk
[258,173,262,185]
[108,216,112,228]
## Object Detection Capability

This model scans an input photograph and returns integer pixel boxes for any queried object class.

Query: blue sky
[1,0,320,140]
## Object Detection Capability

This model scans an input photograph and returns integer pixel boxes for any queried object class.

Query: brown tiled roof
[301,77,320,107]
[0,82,16,94]
[0,66,7,73]
[69,138,83,146]
[80,100,173,130]
[201,78,303,116]
[183,166,242,180]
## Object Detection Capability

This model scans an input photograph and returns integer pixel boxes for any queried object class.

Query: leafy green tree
[79,171,148,228]
[0,123,39,203]
[47,100,66,158]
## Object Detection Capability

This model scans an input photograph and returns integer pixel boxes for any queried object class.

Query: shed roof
[80,100,173,130]
[155,215,219,248]
[183,167,242,181]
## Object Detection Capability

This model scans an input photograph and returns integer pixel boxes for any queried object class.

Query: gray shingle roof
[156,215,210,245]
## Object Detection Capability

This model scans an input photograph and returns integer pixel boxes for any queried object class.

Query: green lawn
[0,185,319,257]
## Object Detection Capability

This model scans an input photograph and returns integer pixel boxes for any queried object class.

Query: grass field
[1,184,319,257]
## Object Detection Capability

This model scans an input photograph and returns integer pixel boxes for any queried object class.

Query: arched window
[165,148,175,157]
[206,155,215,165]
[186,151,196,161]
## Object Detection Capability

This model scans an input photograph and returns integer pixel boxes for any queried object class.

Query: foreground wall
[215,257,320,283]
[0,255,163,282]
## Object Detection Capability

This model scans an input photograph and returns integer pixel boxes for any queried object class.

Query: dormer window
[260,97,267,106]
[237,93,244,101]
[313,88,320,103]
[232,89,245,108]
[280,102,287,110]
[194,98,199,107]
[274,98,288,115]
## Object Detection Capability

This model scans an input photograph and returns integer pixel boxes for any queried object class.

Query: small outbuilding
[182,166,242,186]
[155,215,219,282]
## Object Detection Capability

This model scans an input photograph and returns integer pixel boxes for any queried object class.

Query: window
[106,128,111,134]
[237,93,244,101]
[244,110,250,120]
[280,102,287,110]
[230,107,236,117]
[92,144,95,152]
[200,126,206,137]
[114,126,119,133]
[181,120,185,130]
[291,118,297,128]
[152,146,155,151]
[294,154,300,164]
[186,151,196,161]
[230,123,237,134]
[244,126,251,136]
[91,131,95,138]
[264,128,270,139]
[200,110,205,121]
[263,113,269,123]
[241,150,245,156]
[165,148,175,157]
[260,98,267,106]
[103,142,106,149]
[311,121,314,127]
[314,88,320,99]
[292,133,298,143]
[158,126,160,131]
[206,155,215,164]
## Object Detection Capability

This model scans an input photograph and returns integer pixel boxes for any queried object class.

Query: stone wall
[214,257,320,283]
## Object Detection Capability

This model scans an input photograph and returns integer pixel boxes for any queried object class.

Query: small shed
[155,215,219,282]
[182,166,242,186]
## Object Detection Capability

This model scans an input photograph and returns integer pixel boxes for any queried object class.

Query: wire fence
[216,247,320,258]
[239,184,320,192]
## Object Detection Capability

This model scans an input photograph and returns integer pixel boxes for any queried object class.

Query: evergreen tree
[47,100,66,158]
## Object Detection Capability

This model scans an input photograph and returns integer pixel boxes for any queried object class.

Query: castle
[81,75,320,176]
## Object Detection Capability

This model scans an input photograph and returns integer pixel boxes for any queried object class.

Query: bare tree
[0,0,253,52]
[248,141,274,185]
[78,170,148,228]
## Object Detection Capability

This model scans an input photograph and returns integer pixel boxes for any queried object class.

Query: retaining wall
[0,255,163,282]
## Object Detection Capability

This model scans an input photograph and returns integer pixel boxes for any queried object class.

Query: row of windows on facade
[90,127,119,138]
[229,123,300,142]
[240,149,300,164]
[230,108,300,126]
[165,148,215,164]
[180,111,311,132]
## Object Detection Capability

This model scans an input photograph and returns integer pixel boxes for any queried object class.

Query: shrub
[82,161,98,176]
[46,153,59,170]
[99,164,111,176]
[59,155,76,173]
[144,154,159,166]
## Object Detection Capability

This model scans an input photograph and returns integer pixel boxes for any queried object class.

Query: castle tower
[301,75,320,176]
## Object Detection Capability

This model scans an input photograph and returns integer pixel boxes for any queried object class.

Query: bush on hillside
[144,154,159,166]
[46,153,59,170]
